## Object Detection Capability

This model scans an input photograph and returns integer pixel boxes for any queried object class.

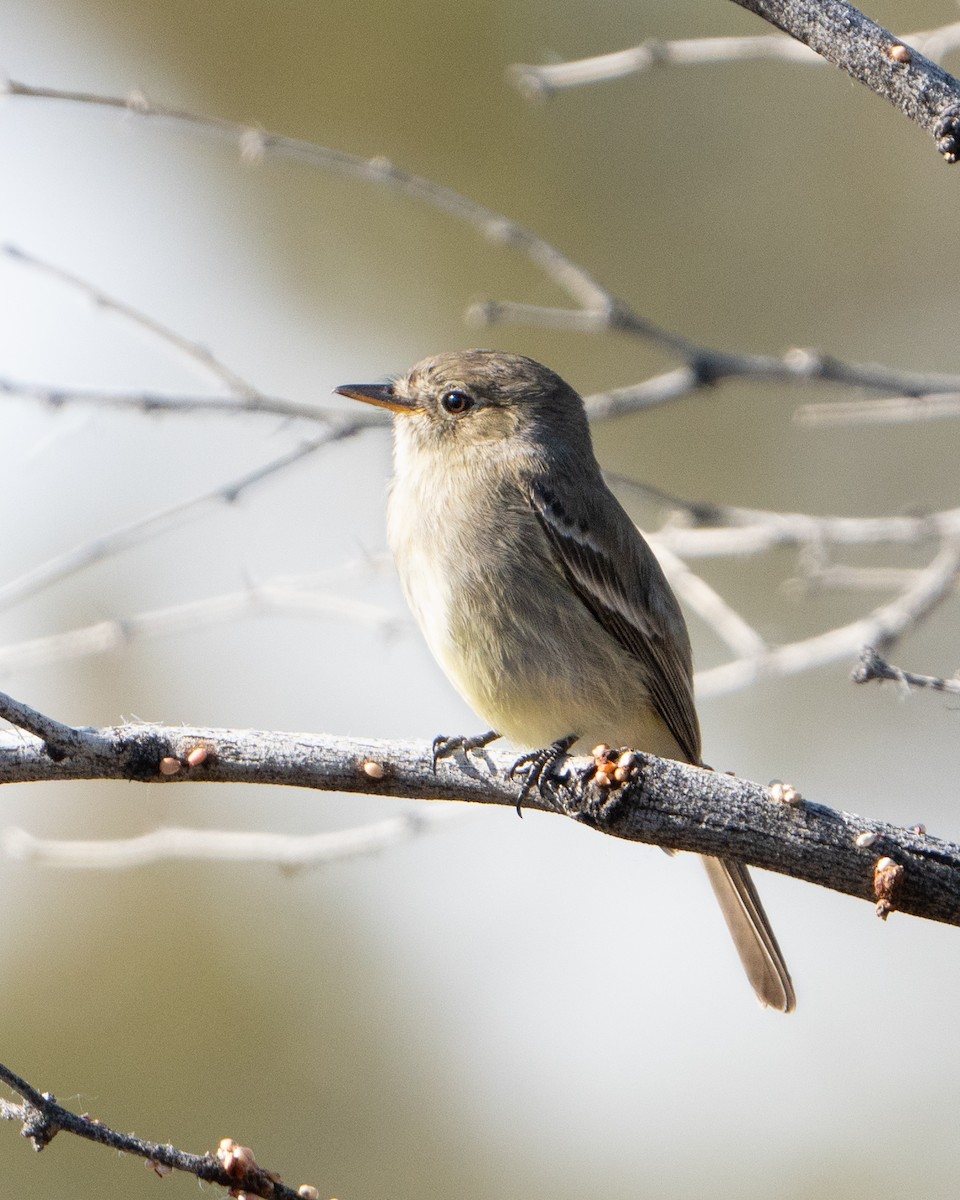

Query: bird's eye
[439,389,474,415]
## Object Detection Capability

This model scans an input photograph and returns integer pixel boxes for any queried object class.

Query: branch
[1,810,457,869]
[1,81,612,315]
[510,21,960,97]
[1,693,958,925]
[2,243,262,399]
[2,243,385,427]
[0,422,366,611]
[0,376,367,427]
[852,646,960,695]
[730,0,960,161]
[648,500,960,560]
[0,563,400,674]
[9,81,960,417]
[693,540,960,697]
[0,1061,314,1200]
[511,30,822,97]
[795,392,960,427]
[512,2,960,161]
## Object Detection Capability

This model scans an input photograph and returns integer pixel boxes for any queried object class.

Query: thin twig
[653,504,960,560]
[1,809,458,869]
[695,541,960,697]
[509,21,960,97]
[1,82,612,315]
[0,1061,307,1200]
[579,348,960,418]
[787,564,931,593]
[0,423,364,611]
[0,573,402,675]
[511,32,818,98]
[2,244,261,398]
[9,79,960,406]
[0,376,375,426]
[795,392,960,427]
[653,542,768,660]
[852,646,960,695]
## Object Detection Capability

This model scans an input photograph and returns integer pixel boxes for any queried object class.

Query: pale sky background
[2,3,960,1199]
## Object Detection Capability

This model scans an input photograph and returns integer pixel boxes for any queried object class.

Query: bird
[336,349,795,1012]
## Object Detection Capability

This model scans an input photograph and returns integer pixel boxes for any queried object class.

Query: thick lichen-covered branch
[1,692,957,926]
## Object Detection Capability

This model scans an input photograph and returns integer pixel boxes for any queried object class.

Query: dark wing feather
[529,478,701,764]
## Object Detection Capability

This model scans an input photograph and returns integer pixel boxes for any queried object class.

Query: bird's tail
[701,855,796,1013]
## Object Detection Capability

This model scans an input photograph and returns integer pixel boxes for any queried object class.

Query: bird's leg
[509,733,578,815]
[431,729,500,772]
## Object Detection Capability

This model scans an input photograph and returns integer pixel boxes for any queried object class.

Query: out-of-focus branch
[8,81,960,414]
[0,1061,312,1200]
[1,81,613,315]
[2,810,457,870]
[0,376,367,426]
[0,422,366,611]
[0,566,401,674]
[509,21,960,98]
[468,302,960,413]
[853,646,960,695]
[795,392,960,428]
[511,31,819,97]
[1,691,959,924]
[2,243,381,427]
[694,540,960,697]
[649,501,960,561]
[653,542,768,660]
[2,244,262,399]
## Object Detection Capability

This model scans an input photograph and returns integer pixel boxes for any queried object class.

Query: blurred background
[2,2,959,1198]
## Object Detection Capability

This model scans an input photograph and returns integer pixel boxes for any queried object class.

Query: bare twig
[0,571,401,675]
[0,376,373,426]
[1,81,612,315]
[511,31,819,98]
[0,423,366,611]
[787,564,934,593]
[0,1061,308,1200]
[795,392,960,427]
[0,693,958,924]
[694,540,960,696]
[652,542,768,660]
[852,646,960,695]
[1,809,458,869]
[652,503,960,561]
[9,79,960,411]
[562,340,960,420]
[2,244,261,398]
[509,21,960,97]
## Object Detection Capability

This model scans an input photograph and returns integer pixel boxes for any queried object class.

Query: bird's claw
[431,729,500,773]
[508,733,578,816]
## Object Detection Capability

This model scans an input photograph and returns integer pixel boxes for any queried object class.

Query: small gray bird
[336,349,795,1012]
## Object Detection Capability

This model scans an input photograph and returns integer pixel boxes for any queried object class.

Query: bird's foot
[431,729,500,772]
[508,733,578,816]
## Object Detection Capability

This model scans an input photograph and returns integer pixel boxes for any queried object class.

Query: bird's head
[335,349,592,461]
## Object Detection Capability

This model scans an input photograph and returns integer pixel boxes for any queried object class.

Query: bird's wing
[528,478,701,764]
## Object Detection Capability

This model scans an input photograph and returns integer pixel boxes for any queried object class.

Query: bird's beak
[334,383,415,414]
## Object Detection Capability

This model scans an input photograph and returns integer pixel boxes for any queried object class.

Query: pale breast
[386,428,684,758]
